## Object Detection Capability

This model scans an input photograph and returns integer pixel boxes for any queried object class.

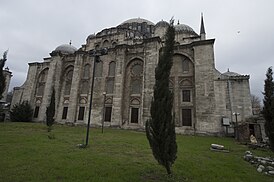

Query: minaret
[200,13,206,40]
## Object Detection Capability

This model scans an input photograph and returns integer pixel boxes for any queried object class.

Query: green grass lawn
[0,122,273,182]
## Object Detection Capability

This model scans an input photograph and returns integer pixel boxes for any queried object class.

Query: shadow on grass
[140,169,188,182]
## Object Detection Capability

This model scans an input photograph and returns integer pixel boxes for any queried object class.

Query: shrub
[10,101,33,122]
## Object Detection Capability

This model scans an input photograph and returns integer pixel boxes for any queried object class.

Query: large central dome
[120,18,155,26]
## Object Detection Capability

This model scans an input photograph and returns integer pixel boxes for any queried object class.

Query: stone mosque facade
[11,17,253,135]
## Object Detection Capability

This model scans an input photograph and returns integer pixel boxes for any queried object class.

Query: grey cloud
[1,0,273,102]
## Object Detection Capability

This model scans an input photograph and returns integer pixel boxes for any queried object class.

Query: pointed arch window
[182,58,189,72]
[38,69,48,82]
[36,68,49,96]
[112,42,117,47]
[64,69,73,95]
[108,62,116,77]
[102,40,110,48]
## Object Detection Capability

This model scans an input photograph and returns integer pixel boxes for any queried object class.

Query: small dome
[155,20,169,28]
[54,44,77,54]
[174,24,197,34]
[222,71,241,77]
[120,18,155,26]
[87,34,96,39]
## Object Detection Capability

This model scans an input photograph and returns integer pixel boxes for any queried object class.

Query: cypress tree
[46,88,55,132]
[262,67,274,151]
[0,50,8,99]
[145,19,177,175]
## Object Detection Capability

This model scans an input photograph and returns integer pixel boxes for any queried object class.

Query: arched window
[112,42,117,47]
[38,69,48,82]
[83,64,90,79]
[36,84,45,96]
[108,62,116,77]
[64,69,73,95]
[123,59,144,125]
[102,40,110,48]
[36,68,49,96]
[95,61,103,77]
[182,58,189,72]
[129,61,143,95]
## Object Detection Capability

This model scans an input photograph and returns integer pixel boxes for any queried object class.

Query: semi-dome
[174,24,197,34]
[54,44,77,54]
[120,18,155,26]
[155,20,169,27]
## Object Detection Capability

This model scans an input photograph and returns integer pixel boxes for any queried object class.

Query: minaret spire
[200,13,206,40]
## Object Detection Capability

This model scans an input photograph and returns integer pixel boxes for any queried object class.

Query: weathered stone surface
[244,154,253,161]
[211,144,224,150]
[245,151,252,155]
[257,167,263,173]
[266,166,274,171]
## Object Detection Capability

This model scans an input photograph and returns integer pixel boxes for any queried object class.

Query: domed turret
[54,44,77,54]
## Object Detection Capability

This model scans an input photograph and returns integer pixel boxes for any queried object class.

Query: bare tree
[251,94,261,115]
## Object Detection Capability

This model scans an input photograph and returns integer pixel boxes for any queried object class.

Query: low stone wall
[243,151,274,175]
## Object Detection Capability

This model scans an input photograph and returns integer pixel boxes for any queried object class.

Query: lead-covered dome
[175,24,197,35]
[120,18,155,26]
[222,71,241,77]
[54,44,77,54]
[155,20,169,27]
[219,69,243,79]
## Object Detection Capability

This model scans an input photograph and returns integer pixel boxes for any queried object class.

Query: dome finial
[177,20,180,25]
[69,40,72,45]
[227,68,230,72]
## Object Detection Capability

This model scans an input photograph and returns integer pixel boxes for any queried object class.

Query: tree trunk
[165,164,172,175]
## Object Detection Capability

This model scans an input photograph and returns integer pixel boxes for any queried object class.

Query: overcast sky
[1,0,274,101]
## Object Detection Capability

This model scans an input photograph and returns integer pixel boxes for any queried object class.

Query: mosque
[11,16,252,135]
